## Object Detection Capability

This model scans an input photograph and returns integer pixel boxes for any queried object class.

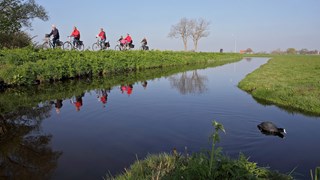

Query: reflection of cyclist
[48,24,60,48]
[70,94,84,112]
[100,90,109,107]
[142,81,148,89]
[55,99,63,114]
[97,28,106,48]
[120,84,133,96]
[120,85,126,94]
[127,84,133,95]
[70,26,80,46]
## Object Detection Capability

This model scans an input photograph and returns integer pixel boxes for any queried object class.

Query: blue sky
[29,0,320,52]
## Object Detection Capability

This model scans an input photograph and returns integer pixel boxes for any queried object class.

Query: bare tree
[190,18,210,51]
[168,18,193,51]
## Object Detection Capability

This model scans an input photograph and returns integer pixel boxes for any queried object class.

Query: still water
[1,58,319,179]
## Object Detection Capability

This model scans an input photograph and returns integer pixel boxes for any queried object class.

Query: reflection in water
[169,70,208,95]
[0,105,62,179]
[141,81,148,89]
[245,57,252,62]
[0,63,235,179]
[70,93,85,111]
[96,88,111,108]
[54,99,63,114]
[120,84,133,96]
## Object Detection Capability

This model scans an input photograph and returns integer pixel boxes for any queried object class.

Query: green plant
[209,120,225,176]
[311,167,320,180]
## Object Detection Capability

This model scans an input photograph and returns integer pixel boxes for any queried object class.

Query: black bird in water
[257,121,286,138]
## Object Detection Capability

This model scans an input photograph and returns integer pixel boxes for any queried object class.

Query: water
[1,58,319,179]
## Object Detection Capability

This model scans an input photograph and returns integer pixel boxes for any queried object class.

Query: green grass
[0,48,242,86]
[107,121,293,180]
[238,55,320,115]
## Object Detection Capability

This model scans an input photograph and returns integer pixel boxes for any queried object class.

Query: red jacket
[125,35,132,43]
[71,29,80,39]
[98,31,106,40]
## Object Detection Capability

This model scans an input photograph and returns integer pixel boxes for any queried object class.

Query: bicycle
[63,36,85,51]
[139,43,149,51]
[114,41,134,51]
[92,37,110,51]
[42,34,63,49]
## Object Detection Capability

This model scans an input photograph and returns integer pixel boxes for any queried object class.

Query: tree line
[271,48,319,55]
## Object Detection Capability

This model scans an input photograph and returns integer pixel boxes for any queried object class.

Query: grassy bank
[0,48,242,86]
[238,55,320,115]
[108,121,292,180]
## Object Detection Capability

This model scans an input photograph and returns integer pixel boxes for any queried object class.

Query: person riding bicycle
[141,37,148,50]
[124,33,133,48]
[118,36,125,47]
[70,26,81,47]
[97,28,106,48]
[48,25,60,48]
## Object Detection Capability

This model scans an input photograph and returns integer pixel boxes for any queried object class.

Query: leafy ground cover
[0,48,242,86]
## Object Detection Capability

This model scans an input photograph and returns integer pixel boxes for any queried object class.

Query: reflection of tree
[0,104,62,179]
[169,70,208,95]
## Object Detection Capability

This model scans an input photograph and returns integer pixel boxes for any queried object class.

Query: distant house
[240,50,246,54]
[240,48,253,54]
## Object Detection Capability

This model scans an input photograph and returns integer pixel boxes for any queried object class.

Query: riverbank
[238,55,320,115]
[0,48,242,86]
[109,121,292,180]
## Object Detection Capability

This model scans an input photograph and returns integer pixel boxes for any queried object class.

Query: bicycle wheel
[114,45,121,51]
[63,41,73,50]
[92,43,100,51]
[42,42,50,50]
[77,44,85,51]
[56,41,64,49]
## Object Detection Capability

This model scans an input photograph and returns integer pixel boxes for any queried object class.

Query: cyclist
[97,28,106,48]
[124,33,133,48]
[141,37,148,50]
[48,24,60,48]
[118,35,125,47]
[70,26,80,47]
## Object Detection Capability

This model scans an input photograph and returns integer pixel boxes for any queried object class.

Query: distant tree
[286,48,296,54]
[246,48,253,53]
[298,48,308,55]
[190,18,210,51]
[271,48,284,55]
[168,18,193,51]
